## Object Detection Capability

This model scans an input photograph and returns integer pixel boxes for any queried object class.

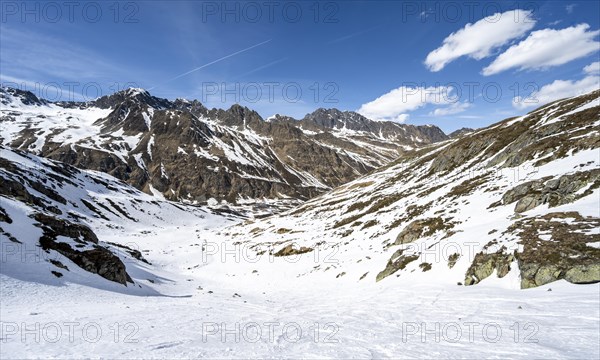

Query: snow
[147,135,155,160]
[193,145,219,161]
[1,91,599,358]
[148,184,166,200]
[142,109,153,130]
[1,249,598,358]
[125,88,147,97]
[0,101,111,154]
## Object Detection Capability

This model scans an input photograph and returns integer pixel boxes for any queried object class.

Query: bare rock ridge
[0,87,448,204]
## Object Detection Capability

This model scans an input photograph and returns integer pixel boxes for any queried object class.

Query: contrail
[237,57,288,78]
[149,39,272,90]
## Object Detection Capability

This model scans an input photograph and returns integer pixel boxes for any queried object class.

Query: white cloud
[424,9,535,72]
[584,61,600,75]
[357,86,456,122]
[483,24,600,76]
[566,4,577,14]
[512,62,600,109]
[429,102,471,117]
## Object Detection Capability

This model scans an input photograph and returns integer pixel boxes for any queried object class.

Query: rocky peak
[302,108,371,131]
[1,86,454,204]
[448,127,475,138]
[173,98,208,117]
[0,87,48,107]
[93,88,172,110]
[209,103,264,128]
[300,107,448,143]
[412,124,448,142]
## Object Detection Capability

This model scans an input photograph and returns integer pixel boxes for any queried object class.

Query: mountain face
[448,127,474,138]
[0,145,232,290]
[0,87,447,204]
[298,107,447,142]
[221,90,600,289]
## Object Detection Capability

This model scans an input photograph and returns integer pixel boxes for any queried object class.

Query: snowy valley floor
[2,220,599,359]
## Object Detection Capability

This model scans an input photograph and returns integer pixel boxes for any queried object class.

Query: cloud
[566,4,577,14]
[424,9,535,72]
[0,74,40,90]
[512,62,600,109]
[584,61,600,75]
[429,102,471,117]
[357,86,456,122]
[483,24,600,76]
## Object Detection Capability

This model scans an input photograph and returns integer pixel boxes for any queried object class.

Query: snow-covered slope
[1,92,599,359]
[218,90,600,289]
[0,87,447,204]
[0,146,236,294]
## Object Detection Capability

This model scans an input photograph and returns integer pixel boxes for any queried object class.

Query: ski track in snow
[1,210,599,358]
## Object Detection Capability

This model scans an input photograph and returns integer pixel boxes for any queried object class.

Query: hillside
[218,90,600,289]
[0,145,238,293]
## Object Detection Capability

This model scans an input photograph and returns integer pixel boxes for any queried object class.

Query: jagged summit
[0,87,48,107]
[92,87,172,110]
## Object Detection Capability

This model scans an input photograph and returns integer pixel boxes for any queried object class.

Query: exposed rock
[500,170,600,213]
[393,217,454,246]
[273,244,313,257]
[419,262,432,272]
[514,212,598,288]
[34,213,132,285]
[464,248,515,286]
[0,205,12,223]
[447,253,460,269]
[34,213,98,244]
[465,212,600,288]
[448,128,475,138]
[376,249,419,281]
[564,265,600,284]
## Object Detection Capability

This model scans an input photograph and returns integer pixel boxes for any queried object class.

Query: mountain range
[1,86,598,290]
[0,87,446,205]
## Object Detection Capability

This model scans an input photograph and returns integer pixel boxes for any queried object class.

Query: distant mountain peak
[93,87,171,110]
[0,87,47,107]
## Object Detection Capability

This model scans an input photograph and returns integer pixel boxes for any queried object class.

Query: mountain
[1,91,599,359]
[448,127,474,138]
[0,145,236,292]
[219,90,600,289]
[0,87,447,204]
[299,107,447,141]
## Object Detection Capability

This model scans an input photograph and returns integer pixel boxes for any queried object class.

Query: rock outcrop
[500,170,600,213]
[464,212,600,288]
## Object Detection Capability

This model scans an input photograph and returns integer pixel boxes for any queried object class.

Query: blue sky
[1,1,599,132]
